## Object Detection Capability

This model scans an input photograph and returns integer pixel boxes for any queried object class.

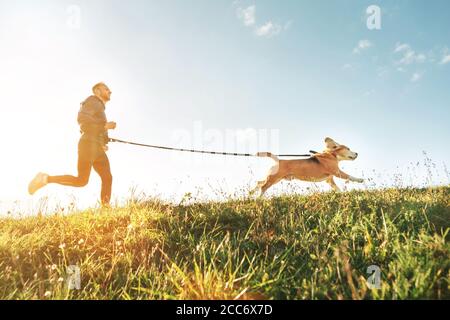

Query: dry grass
[0,186,448,299]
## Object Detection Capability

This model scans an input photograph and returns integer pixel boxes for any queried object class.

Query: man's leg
[93,152,113,206]
[47,157,92,187]
[47,139,95,188]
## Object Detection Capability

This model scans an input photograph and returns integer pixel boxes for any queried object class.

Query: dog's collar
[321,150,338,158]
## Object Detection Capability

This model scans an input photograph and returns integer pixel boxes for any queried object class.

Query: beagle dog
[253,137,364,196]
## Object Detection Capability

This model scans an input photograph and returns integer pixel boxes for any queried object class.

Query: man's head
[92,82,112,103]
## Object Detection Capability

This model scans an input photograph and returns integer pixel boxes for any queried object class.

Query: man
[28,82,117,207]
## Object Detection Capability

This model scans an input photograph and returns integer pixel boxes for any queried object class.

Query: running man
[28,82,117,206]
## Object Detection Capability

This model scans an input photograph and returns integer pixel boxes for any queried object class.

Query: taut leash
[109,138,316,158]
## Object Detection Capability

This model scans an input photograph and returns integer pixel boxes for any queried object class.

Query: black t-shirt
[77,95,109,145]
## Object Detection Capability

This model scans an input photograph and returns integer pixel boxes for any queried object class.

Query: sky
[0,0,449,215]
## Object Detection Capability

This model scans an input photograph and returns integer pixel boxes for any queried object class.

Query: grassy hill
[0,187,448,300]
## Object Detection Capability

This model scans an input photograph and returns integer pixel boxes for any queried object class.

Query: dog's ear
[325,137,340,149]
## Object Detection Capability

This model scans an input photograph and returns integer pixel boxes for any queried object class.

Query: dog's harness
[109,137,317,158]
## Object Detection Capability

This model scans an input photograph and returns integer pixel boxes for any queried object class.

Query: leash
[109,138,316,158]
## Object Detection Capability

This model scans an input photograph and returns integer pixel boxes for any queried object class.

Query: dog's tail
[256,152,280,162]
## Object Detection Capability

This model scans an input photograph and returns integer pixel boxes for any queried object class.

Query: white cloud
[440,50,450,64]
[237,6,256,27]
[342,63,353,70]
[394,43,427,65]
[236,5,290,38]
[416,53,426,62]
[394,43,410,53]
[410,72,422,82]
[441,55,450,64]
[377,66,389,78]
[255,21,282,37]
[283,20,294,31]
[400,51,426,65]
[353,40,373,54]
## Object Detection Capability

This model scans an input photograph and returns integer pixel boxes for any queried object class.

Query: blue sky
[0,0,449,213]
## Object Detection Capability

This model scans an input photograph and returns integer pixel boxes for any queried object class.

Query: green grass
[0,187,448,300]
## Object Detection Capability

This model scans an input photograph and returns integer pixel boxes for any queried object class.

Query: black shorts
[78,138,106,163]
